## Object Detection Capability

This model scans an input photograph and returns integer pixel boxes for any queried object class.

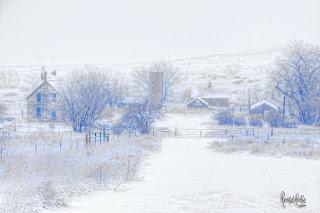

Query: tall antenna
[41,66,47,82]
[248,88,251,114]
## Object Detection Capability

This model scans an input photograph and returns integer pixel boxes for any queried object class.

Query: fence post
[200,130,202,138]
[85,134,89,146]
[59,141,62,151]
[175,127,177,136]
[271,128,274,137]
[0,148,2,162]
[99,167,102,183]
[34,143,37,159]
[100,132,102,143]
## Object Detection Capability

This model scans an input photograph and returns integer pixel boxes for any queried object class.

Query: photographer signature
[280,191,306,208]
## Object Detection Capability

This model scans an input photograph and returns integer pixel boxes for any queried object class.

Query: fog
[0,0,319,65]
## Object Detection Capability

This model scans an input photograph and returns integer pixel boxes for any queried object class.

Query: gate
[86,131,109,145]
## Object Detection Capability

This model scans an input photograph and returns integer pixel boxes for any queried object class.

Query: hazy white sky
[0,0,319,65]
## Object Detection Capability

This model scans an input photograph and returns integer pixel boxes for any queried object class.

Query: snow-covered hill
[0,48,283,116]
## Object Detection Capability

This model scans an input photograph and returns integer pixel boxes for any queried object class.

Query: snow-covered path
[51,136,320,213]
[49,113,320,213]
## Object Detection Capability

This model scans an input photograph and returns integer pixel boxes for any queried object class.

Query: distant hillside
[0,48,283,115]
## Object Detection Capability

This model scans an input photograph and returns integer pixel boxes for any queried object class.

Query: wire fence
[151,126,320,141]
[1,121,320,162]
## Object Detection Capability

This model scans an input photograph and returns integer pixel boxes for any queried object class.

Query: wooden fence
[151,127,320,139]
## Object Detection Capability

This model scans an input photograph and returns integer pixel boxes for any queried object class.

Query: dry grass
[209,137,320,159]
[0,131,161,212]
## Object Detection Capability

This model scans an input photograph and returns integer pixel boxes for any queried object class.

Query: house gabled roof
[251,100,278,110]
[26,80,56,99]
[187,97,209,106]
[187,96,229,106]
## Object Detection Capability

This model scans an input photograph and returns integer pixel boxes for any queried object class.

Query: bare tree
[58,70,110,132]
[0,70,14,88]
[132,61,181,103]
[120,100,162,134]
[105,77,125,108]
[0,103,6,120]
[274,41,320,125]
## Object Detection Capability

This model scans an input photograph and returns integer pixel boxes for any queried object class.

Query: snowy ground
[49,113,320,213]
[49,138,320,213]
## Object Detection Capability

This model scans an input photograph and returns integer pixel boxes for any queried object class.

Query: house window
[36,107,42,118]
[37,93,42,102]
[51,111,57,120]
[51,93,56,101]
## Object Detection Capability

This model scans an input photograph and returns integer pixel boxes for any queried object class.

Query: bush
[267,113,282,128]
[37,181,66,208]
[267,113,298,128]
[234,117,246,126]
[282,122,297,128]
[249,117,263,127]
[215,111,233,125]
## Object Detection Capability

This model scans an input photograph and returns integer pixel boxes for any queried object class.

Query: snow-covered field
[49,137,320,213]
[47,112,320,213]
[0,130,161,212]
[1,49,319,212]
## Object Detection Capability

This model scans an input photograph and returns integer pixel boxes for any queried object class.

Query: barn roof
[26,80,56,99]
[251,100,278,110]
[187,96,229,106]
[187,97,209,106]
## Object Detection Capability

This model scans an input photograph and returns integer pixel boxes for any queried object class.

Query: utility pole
[248,88,251,114]
[282,95,286,125]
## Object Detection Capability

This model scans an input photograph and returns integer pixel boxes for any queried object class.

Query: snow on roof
[200,95,229,99]
[186,97,209,106]
[250,100,278,110]
[26,80,57,99]
[187,96,229,106]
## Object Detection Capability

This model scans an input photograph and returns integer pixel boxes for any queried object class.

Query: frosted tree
[58,70,110,132]
[0,103,6,120]
[120,100,162,134]
[84,65,125,108]
[0,70,14,88]
[132,61,181,103]
[274,41,320,125]
[104,77,125,108]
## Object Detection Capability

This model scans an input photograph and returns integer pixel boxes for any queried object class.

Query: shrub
[267,112,282,128]
[267,113,298,128]
[37,181,66,208]
[234,116,246,126]
[249,117,263,127]
[215,111,233,125]
[282,121,297,128]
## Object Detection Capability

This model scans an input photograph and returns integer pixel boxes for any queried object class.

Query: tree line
[57,61,180,133]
